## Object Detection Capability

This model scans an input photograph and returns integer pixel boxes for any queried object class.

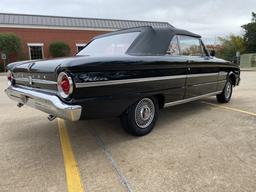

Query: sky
[0,0,255,44]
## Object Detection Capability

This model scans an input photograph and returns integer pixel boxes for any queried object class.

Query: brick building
[0,13,170,67]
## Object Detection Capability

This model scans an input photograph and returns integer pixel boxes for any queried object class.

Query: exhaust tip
[47,114,56,121]
[17,103,24,108]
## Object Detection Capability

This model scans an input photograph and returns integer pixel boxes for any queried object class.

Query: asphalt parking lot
[0,71,256,192]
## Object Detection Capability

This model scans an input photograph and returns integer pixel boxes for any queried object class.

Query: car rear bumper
[5,86,82,121]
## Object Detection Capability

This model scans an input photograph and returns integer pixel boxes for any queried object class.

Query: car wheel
[216,78,233,103]
[120,97,159,136]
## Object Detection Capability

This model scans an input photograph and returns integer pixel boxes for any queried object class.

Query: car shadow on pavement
[65,99,215,147]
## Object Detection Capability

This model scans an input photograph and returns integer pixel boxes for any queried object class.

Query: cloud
[0,0,255,43]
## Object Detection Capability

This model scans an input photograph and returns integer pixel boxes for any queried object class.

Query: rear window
[77,32,140,56]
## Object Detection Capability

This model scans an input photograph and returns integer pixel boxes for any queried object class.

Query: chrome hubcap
[135,98,155,129]
[225,82,232,99]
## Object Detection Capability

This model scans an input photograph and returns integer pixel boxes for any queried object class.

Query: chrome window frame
[177,35,206,57]
[166,35,181,56]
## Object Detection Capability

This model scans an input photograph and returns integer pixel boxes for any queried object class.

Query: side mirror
[210,50,216,57]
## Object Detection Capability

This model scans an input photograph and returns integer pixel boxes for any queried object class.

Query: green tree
[242,12,256,53]
[216,35,245,61]
[49,41,70,58]
[0,33,22,71]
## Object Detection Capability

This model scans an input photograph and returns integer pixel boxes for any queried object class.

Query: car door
[177,35,219,98]
[163,35,187,102]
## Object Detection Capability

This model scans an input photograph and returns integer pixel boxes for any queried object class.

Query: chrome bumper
[5,86,82,121]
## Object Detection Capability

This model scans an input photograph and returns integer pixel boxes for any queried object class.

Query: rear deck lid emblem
[27,62,35,71]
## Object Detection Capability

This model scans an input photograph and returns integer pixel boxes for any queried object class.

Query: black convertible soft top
[92,26,202,55]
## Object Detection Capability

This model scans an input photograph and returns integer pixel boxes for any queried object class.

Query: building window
[76,43,87,53]
[27,43,44,60]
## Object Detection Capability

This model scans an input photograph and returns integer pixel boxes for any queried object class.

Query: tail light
[57,72,73,99]
[7,70,13,85]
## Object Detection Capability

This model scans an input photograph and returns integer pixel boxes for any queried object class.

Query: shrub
[216,35,245,62]
[0,33,21,55]
[49,41,70,57]
[0,33,22,70]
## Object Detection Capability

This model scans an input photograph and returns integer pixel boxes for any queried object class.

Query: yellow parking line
[57,119,84,192]
[202,101,256,117]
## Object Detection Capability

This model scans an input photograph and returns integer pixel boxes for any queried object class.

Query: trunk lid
[12,57,80,73]
[10,57,79,91]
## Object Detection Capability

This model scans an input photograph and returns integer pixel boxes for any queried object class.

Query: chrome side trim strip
[14,77,28,82]
[17,84,58,95]
[76,75,187,88]
[76,73,220,88]
[219,71,228,76]
[188,73,219,78]
[32,79,57,85]
[191,81,217,87]
[15,78,57,85]
[218,80,227,84]
[164,91,222,108]
[14,72,220,88]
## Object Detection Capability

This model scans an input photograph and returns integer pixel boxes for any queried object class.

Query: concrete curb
[240,68,256,71]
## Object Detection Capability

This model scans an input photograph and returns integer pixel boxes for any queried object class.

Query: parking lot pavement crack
[88,127,133,192]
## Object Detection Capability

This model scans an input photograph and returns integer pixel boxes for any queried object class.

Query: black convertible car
[5,26,240,136]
